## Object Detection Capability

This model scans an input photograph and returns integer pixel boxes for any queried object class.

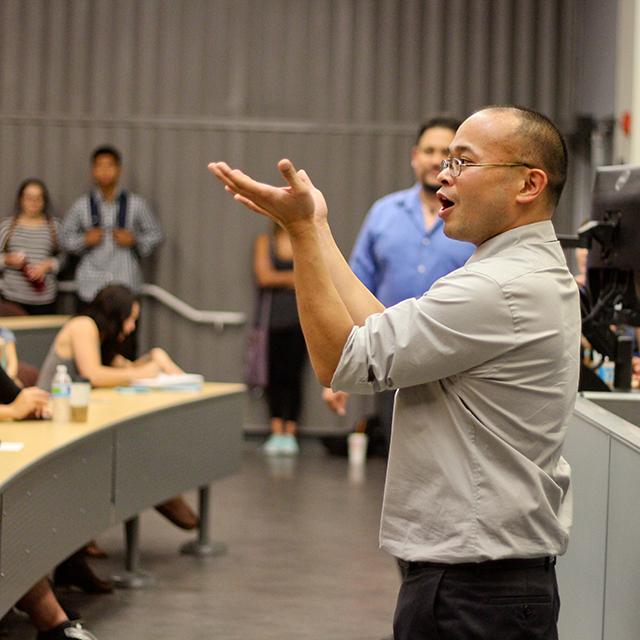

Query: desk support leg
[180,485,227,557]
[112,516,154,588]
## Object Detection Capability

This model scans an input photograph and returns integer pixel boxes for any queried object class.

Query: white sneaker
[64,624,99,640]
[263,434,284,455]
[37,622,98,640]
[279,434,299,456]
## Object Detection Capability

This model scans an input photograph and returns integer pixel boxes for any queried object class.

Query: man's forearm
[317,222,384,325]
[289,222,355,386]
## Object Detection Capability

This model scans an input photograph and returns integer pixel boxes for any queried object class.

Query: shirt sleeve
[61,198,89,255]
[349,205,379,295]
[0,219,11,268]
[131,197,163,258]
[49,218,66,274]
[331,269,517,393]
[0,328,16,343]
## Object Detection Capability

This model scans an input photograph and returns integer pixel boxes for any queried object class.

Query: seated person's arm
[112,348,183,375]
[4,340,19,381]
[0,366,48,420]
[70,318,161,386]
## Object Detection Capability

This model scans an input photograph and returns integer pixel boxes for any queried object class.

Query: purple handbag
[244,289,272,388]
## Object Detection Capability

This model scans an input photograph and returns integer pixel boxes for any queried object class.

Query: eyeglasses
[440,157,533,177]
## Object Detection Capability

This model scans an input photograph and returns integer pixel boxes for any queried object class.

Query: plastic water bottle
[51,364,71,423]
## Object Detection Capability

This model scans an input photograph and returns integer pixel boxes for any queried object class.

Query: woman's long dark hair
[3,178,59,253]
[85,284,138,365]
[14,178,52,217]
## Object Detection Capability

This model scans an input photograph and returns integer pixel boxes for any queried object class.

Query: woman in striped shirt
[0,178,64,314]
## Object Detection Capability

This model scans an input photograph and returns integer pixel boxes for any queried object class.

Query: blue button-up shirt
[350,184,474,306]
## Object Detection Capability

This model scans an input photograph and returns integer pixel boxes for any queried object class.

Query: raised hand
[208,159,328,231]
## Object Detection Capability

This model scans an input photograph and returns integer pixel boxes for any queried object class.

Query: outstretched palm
[208,159,328,229]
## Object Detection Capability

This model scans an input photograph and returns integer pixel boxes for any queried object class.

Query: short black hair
[415,116,461,145]
[91,145,122,165]
[481,105,568,207]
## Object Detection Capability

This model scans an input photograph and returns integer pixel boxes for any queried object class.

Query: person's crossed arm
[208,160,383,386]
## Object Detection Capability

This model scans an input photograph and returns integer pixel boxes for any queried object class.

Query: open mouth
[437,192,455,213]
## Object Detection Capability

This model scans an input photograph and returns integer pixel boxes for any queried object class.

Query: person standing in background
[323,117,474,451]
[62,146,162,358]
[0,179,64,315]
[253,224,306,456]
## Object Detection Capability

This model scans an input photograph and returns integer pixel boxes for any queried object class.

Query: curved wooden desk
[0,382,245,616]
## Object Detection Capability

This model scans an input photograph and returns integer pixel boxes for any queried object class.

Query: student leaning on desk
[37,283,181,389]
[34,283,199,593]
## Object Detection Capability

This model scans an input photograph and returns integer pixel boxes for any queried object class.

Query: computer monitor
[586,164,640,327]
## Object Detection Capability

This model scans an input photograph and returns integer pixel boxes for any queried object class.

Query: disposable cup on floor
[347,432,368,465]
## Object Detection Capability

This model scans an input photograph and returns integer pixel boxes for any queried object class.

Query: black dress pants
[393,557,559,640]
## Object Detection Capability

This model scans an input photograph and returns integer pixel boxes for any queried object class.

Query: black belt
[399,556,556,573]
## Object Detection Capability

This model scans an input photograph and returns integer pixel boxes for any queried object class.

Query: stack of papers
[0,441,24,452]
[130,373,204,391]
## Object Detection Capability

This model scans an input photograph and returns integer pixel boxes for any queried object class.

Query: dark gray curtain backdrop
[0,0,585,432]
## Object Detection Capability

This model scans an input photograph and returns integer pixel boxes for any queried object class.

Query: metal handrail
[57,280,245,330]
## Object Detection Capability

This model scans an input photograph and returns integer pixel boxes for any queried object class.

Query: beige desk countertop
[0,315,70,330]
[0,382,245,488]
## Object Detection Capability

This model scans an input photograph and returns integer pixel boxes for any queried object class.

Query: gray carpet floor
[3,439,399,639]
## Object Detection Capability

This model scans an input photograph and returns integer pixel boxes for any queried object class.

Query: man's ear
[410,146,419,171]
[516,168,548,204]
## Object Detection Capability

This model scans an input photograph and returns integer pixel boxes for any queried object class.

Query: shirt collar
[467,220,558,265]
[400,183,443,234]
[92,187,123,203]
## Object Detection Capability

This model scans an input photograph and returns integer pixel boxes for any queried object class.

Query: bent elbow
[315,365,336,389]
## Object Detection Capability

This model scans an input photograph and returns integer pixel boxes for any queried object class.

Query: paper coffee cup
[347,432,368,465]
[70,382,91,422]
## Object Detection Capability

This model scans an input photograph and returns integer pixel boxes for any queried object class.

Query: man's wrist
[286,218,319,242]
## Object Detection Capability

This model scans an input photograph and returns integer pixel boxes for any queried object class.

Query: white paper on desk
[130,373,204,389]
[0,441,24,452]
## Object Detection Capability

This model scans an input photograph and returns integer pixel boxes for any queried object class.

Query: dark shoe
[54,553,113,594]
[37,621,98,639]
[154,496,199,530]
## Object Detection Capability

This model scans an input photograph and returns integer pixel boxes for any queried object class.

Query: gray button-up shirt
[332,220,581,563]
[62,189,163,302]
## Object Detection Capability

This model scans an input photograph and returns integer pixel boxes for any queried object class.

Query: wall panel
[0,0,583,432]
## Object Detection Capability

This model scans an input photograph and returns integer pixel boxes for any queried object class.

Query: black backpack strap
[117,191,128,228]
[89,192,127,228]
[89,193,100,227]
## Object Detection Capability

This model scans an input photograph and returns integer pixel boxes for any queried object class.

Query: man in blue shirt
[323,117,474,448]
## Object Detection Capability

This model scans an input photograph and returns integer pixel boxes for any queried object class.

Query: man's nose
[437,165,451,184]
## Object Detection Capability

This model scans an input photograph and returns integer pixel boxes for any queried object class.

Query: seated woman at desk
[37,283,181,388]
[0,178,64,315]
[0,368,97,639]
[37,284,198,531]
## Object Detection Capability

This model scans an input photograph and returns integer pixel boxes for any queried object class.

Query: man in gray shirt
[210,105,581,639]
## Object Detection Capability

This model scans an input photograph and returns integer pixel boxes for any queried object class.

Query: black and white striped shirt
[62,189,163,302]
[0,217,64,305]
